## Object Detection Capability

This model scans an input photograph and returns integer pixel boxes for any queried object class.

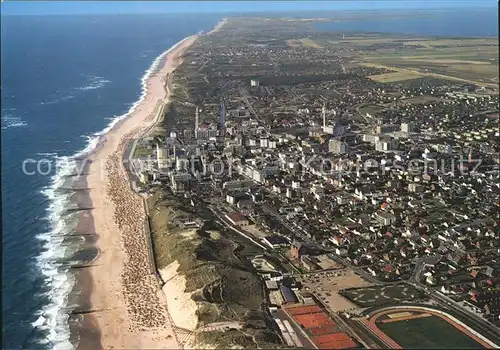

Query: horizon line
[1,6,498,17]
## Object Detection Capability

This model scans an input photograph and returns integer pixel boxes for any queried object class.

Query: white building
[175,156,190,171]
[375,138,393,151]
[401,123,414,133]
[171,173,191,193]
[363,134,380,143]
[329,139,347,154]
[375,211,397,226]
[156,144,169,170]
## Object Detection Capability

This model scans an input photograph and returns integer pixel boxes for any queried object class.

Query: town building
[225,211,250,226]
[171,173,191,193]
[250,78,260,87]
[375,210,397,226]
[329,139,348,154]
[401,122,414,133]
[290,241,305,259]
[263,235,290,249]
[375,124,399,134]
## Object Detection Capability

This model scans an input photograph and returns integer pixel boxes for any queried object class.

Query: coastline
[74,19,227,349]
[76,36,197,349]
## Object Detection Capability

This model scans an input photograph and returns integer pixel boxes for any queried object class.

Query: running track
[360,306,498,349]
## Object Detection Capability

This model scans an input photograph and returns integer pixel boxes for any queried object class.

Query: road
[408,255,500,344]
[408,254,442,285]
[260,192,396,286]
[328,310,379,349]
[238,87,270,134]
[235,162,500,343]
[199,321,243,332]
[261,203,306,239]
[352,318,391,349]
[429,291,500,345]
[324,252,392,285]
[208,205,268,251]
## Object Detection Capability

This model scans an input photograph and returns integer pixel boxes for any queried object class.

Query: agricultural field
[336,35,498,87]
[360,62,498,87]
[286,38,323,48]
[398,95,443,105]
[378,315,485,348]
[341,284,425,307]
[367,71,423,83]
[357,104,388,117]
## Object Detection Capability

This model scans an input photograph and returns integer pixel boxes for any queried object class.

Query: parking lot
[301,269,372,311]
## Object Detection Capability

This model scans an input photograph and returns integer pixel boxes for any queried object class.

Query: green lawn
[342,284,424,307]
[133,145,152,158]
[378,315,484,349]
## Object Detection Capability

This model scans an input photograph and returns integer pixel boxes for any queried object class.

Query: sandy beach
[80,38,195,347]
[75,19,226,349]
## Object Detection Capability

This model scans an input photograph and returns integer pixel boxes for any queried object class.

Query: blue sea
[1,13,220,349]
[315,8,498,37]
[1,9,498,350]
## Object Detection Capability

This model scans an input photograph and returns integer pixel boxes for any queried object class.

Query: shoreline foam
[74,28,214,349]
[35,17,226,349]
[34,32,206,350]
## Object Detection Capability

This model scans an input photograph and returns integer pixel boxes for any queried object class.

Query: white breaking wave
[36,152,59,157]
[32,315,47,328]
[34,39,188,348]
[1,112,28,130]
[75,75,111,91]
[35,158,78,350]
[40,95,75,106]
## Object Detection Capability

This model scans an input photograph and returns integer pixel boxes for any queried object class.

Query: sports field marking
[367,306,498,348]
[387,312,412,319]
[381,313,431,323]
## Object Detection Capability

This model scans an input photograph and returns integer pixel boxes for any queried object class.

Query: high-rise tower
[195,106,199,130]
[218,101,226,130]
[322,104,326,129]
[194,106,199,139]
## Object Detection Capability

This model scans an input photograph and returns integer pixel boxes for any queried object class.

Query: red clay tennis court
[318,338,358,349]
[285,305,323,316]
[282,303,358,349]
[309,325,338,335]
[293,313,335,329]
[313,333,357,349]
[313,332,351,344]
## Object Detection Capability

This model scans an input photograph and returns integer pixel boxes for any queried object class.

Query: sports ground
[359,306,498,349]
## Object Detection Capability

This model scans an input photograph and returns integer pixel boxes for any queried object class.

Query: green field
[367,71,423,83]
[378,315,484,349]
[337,35,499,87]
[133,145,152,158]
[341,284,425,307]
[287,38,323,48]
[357,104,387,116]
